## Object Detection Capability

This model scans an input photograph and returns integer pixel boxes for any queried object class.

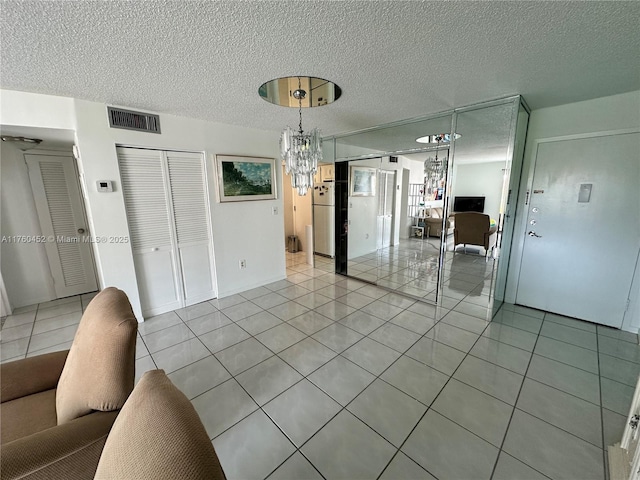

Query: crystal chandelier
[424,135,448,199]
[280,80,322,196]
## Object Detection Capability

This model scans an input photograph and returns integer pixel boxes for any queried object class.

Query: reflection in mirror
[492,102,530,315]
[259,77,342,108]
[347,158,382,283]
[337,114,454,304]
[330,99,526,315]
[441,100,521,316]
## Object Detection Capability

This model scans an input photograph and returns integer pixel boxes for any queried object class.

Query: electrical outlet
[239,259,246,269]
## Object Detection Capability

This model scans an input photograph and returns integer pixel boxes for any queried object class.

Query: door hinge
[625,298,631,313]
[525,190,530,205]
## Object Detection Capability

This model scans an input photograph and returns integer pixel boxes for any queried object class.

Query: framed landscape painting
[350,166,377,197]
[216,155,277,202]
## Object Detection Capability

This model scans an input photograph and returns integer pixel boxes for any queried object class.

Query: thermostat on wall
[96,180,113,192]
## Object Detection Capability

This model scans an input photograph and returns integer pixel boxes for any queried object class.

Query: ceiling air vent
[107,107,161,134]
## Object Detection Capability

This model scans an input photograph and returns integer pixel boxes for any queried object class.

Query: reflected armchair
[453,212,498,257]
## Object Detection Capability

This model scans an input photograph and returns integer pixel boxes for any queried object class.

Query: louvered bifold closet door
[25,155,98,298]
[117,147,181,315]
[166,152,214,306]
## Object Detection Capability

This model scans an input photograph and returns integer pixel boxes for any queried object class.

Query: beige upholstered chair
[453,212,498,257]
[94,369,226,480]
[425,207,454,237]
[1,288,138,480]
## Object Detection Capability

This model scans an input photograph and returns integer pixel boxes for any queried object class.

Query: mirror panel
[335,114,452,160]
[441,100,520,314]
[328,98,526,314]
[259,77,342,108]
[492,102,530,314]
[347,158,383,283]
[339,114,453,303]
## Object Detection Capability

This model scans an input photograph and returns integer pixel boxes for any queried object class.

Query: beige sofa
[425,207,454,237]
[1,288,138,480]
[453,212,498,257]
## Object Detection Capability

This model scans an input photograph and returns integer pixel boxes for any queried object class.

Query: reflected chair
[94,369,226,480]
[1,287,138,480]
[453,212,498,258]
[425,207,454,237]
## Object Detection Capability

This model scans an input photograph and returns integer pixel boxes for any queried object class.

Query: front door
[26,154,98,298]
[516,132,640,327]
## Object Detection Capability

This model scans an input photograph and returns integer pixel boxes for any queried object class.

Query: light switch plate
[578,183,592,203]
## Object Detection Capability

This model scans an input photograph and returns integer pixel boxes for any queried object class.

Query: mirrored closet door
[328,97,529,313]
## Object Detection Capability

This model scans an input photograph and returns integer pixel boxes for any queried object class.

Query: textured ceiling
[1,1,639,136]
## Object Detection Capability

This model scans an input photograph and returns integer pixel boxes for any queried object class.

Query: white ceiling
[1,1,639,137]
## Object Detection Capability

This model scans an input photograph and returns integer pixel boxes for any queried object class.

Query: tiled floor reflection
[347,237,497,302]
[2,250,639,479]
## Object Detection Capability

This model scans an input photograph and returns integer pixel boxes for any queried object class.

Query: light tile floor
[2,250,639,479]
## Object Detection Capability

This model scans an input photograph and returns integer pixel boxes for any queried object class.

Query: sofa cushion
[95,370,226,480]
[56,288,138,424]
[1,389,57,444]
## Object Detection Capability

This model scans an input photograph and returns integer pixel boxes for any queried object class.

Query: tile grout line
[597,331,608,480]
[139,256,493,479]
[180,265,456,479]
[177,311,327,480]
[487,311,551,480]
[23,302,40,359]
[376,299,501,479]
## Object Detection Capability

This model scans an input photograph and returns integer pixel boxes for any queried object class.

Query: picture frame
[350,166,377,197]
[215,155,277,202]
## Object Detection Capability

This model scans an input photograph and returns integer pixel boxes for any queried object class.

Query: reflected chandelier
[280,83,321,196]
[424,135,448,198]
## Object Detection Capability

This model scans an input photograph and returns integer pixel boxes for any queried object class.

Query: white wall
[2,90,286,320]
[0,90,75,131]
[403,155,426,184]
[507,90,640,333]
[347,159,380,259]
[0,142,57,307]
[451,161,505,221]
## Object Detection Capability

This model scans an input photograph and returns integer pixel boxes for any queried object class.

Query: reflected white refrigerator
[312,182,335,257]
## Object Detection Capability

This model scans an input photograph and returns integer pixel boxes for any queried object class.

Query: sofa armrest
[1,410,118,480]
[1,350,69,403]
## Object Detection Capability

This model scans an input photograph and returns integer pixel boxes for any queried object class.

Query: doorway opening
[1,126,98,311]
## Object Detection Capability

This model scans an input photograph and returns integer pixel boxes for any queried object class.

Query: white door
[118,148,182,315]
[166,152,215,306]
[118,147,216,317]
[26,154,98,298]
[516,132,640,327]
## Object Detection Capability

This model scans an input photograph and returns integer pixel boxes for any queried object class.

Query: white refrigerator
[312,182,335,257]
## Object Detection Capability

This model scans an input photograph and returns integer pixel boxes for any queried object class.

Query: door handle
[77,228,85,234]
[527,231,542,238]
